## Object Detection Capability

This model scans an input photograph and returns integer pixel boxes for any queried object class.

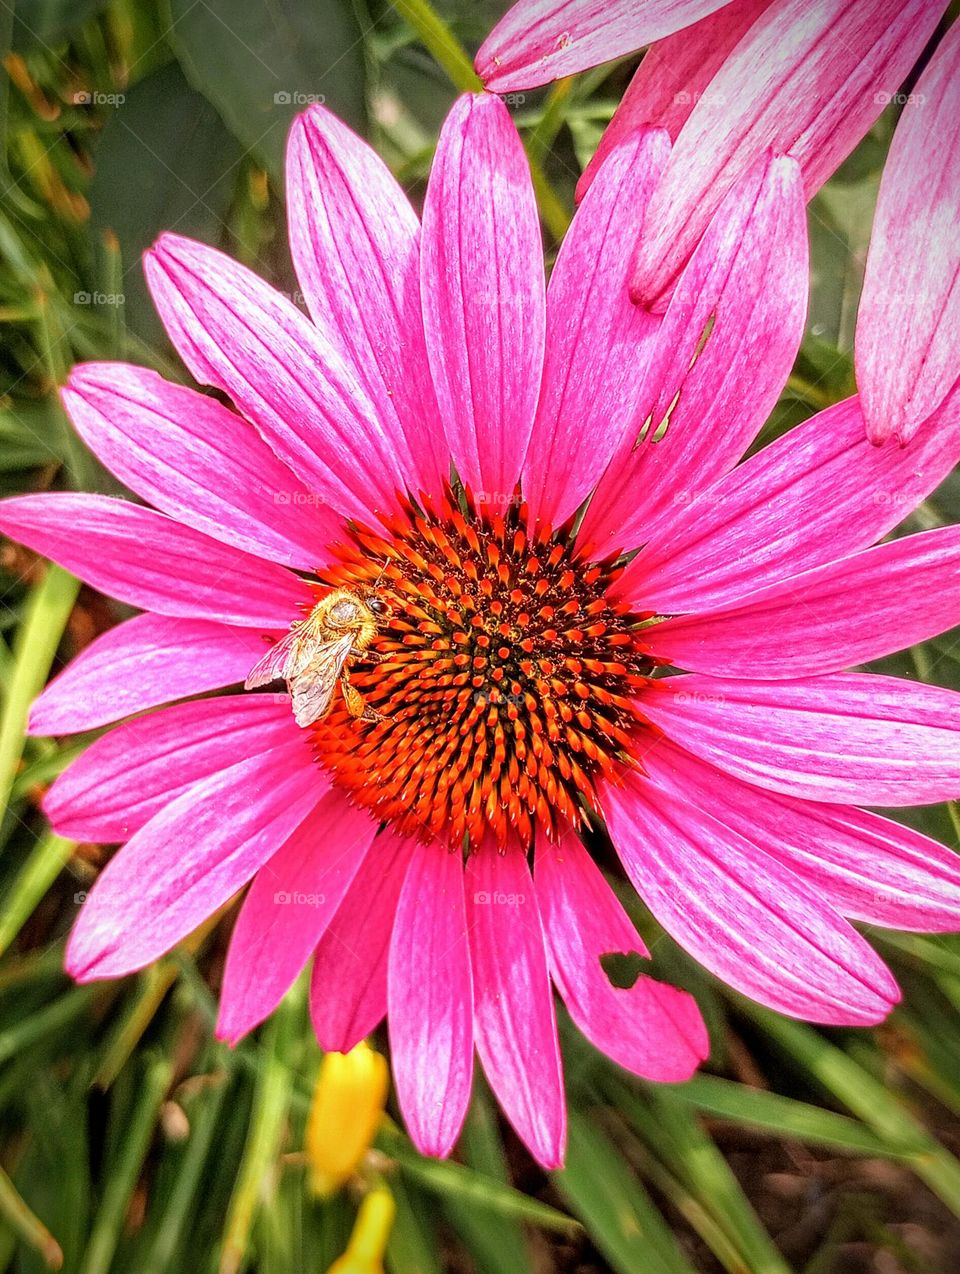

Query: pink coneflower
[479,0,951,306]
[4,94,960,1170]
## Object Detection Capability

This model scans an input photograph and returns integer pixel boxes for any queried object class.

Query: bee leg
[349,649,382,665]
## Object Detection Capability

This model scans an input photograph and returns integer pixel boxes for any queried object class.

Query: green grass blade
[0,831,74,957]
[740,1003,960,1218]
[139,1074,230,1274]
[0,563,79,819]
[389,0,482,93]
[78,1052,173,1274]
[0,1163,62,1269]
[219,1002,294,1274]
[621,1083,791,1274]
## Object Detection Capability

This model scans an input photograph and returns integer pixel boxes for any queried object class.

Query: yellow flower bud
[326,1188,396,1274]
[306,1042,389,1198]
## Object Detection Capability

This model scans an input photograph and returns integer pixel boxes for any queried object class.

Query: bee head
[367,595,389,618]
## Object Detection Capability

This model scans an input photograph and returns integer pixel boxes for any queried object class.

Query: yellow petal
[306,1042,389,1197]
[326,1188,396,1274]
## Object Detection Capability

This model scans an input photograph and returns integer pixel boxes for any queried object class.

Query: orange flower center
[312,490,656,851]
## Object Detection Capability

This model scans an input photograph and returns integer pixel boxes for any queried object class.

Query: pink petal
[856,21,960,443]
[620,391,960,612]
[28,614,274,736]
[286,106,447,498]
[65,740,320,981]
[640,672,960,806]
[144,234,409,523]
[0,494,310,627]
[217,794,376,1044]
[389,840,473,1158]
[466,839,565,1170]
[420,94,545,501]
[644,739,960,933]
[576,0,772,198]
[309,827,416,1052]
[476,0,734,92]
[631,0,949,307]
[605,769,900,1025]
[536,831,708,1080]
[581,151,807,552]
[521,128,668,529]
[650,526,960,677]
[61,363,338,570]
[45,694,296,843]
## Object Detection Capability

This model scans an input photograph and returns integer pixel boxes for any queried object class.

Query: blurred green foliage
[1,2,960,1271]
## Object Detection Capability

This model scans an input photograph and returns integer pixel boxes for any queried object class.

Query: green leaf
[88,61,243,343]
[555,1111,697,1274]
[444,1087,535,1274]
[12,0,108,49]
[387,1177,444,1274]
[166,0,367,183]
[674,1074,920,1159]
[0,402,63,472]
[383,1130,578,1235]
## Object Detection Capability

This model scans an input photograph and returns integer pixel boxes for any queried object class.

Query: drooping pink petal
[643,738,960,933]
[61,363,338,570]
[650,526,960,678]
[66,738,320,981]
[631,0,949,308]
[420,94,545,501]
[521,128,668,529]
[286,106,447,498]
[581,151,807,552]
[28,614,273,736]
[217,794,376,1044]
[0,494,310,627]
[476,0,734,92]
[45,694,296,843]
[619,391,960,612]
[640,673,960,806]
[856,20,960,444]
[309,827,416,1052]
[576,0,772,198]
[144,234,410,523]
[389,840,473,1158]
[535,831,708,1080]
[605,770,900,1025]
[465,838,565,1170]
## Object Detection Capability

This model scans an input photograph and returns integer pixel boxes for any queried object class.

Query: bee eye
[368,597,387,615]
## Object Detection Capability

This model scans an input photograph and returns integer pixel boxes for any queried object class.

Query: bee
[245,588,388,727]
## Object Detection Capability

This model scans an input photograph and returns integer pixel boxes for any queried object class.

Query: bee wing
[244,628,302,689]
[289,634,354,727]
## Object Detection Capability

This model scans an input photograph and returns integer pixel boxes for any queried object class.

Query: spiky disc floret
[312,489,657,851]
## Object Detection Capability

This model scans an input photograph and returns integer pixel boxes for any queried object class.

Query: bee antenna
[370,558,389,590]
